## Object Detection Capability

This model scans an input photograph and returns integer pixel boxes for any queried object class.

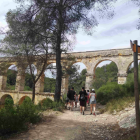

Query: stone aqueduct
[0,48,139,105]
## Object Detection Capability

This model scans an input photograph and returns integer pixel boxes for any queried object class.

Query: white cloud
[78,40,91,45]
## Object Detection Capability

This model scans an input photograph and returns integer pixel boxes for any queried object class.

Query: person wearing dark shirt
[78,87,87,115]
[68,87,75,111]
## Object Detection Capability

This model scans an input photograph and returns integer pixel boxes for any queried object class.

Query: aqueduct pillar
[85,73,93,90]
[0,71,7,90]
[35,73,45,93]
[61,74,69,95]
[15,67,25,91]
[117,73,127,84]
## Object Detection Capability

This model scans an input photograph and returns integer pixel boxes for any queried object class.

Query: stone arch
[0,62,18,72]
[0,94,14,105]
[39,98,47,105]
[6,64,18,90]
[61,62,87,94]
[0,63,18,90]
[24,64,37,91]
[43,63,56,93]
[45,63,56,78]
[126,61,134,73]
[93,59,118,75]
[92,60,118,89]
[25,64,37,75]
[125,59,140,74]
[18,96,31,105]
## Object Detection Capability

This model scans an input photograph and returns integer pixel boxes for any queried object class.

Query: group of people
[65,87,96,115]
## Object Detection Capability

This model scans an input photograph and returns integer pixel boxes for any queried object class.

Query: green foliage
[63,93,67,101]
[39,98,65,112]
[96,82,133,105]
[6,83,15,90]
[6,69,56,92]
[7,69,17,85]
[5,97,14,107]
[93,62,118,90]
[52,100,65,111]
[44,77,56,92]
[25,73,34,89]
[24,85,32,91]
[0,98,41,136]
[69,68,87,93]
[18,97,40,124]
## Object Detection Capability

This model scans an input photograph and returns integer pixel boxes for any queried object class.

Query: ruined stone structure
[0,91,54,105]
[0,48,139,105]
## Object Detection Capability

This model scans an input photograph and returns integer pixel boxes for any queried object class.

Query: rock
[112,110,116,115]
[125,108,129,111]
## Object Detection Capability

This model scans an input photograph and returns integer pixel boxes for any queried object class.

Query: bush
[41,98,53,110]
[52,100,65,111]
[96,82,133,105]
[6,83,15,90]
[0,98,41,136]
[38,98,65,111]
[24,86,32,91]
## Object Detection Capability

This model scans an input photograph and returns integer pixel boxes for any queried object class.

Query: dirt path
[8,104,133,140]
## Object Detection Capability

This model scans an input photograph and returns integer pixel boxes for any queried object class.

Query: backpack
[80,93,85,101]
[67,91,70,99]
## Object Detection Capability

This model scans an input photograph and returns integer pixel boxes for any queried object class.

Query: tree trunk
[54,3,63,102]
[54,36,62,102]
[32,84,35,103]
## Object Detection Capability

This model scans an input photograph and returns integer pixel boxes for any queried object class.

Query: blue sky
[0,0,140,77]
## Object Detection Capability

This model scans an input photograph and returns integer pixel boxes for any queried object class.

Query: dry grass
[105,96,135,113]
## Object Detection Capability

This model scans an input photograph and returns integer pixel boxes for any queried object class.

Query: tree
[0,0,116,101]
[0,7,53,102]
[68,64,80,89]
[29,0,116,101]
[68,67,87,93]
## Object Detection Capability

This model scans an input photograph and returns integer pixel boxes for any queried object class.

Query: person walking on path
[87,90,90,106]
[75,93,78,108]
[67,87,76,111]
[78,87,87,115]
[89,89,96,115]
[65,89,70,109]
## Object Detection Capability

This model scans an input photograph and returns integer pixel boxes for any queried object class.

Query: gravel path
[8,104,134,140]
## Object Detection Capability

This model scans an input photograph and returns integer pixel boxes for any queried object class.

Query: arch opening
[44,63,56,93]
[93,60,118,90]
[18,96,31,105]
[126,61,140,84]
[6,65,17,90]
[24,64,37,91]
[68,62,87,93]
[0,94,14,109]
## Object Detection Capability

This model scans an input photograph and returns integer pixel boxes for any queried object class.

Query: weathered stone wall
[0,48,139,95]
[0,91,54,105]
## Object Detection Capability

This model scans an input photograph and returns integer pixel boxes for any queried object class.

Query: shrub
[24,86,32,91]
[0,98,41,136]
[38,98,65,111]
[96,82,133,105]
[52,100,65,111]
[18,97,41,124]
[41,98,53,110]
